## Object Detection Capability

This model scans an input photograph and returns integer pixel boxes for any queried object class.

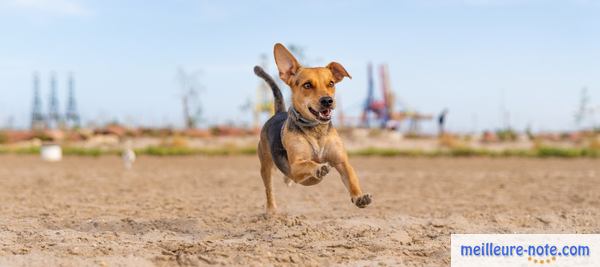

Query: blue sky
[0,0,599,132]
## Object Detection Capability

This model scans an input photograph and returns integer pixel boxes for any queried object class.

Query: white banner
[451,234,600,267]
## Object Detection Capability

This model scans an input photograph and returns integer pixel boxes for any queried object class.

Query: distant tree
[176,67,203,129]
[287,44,306,63]
[286,44,323,66]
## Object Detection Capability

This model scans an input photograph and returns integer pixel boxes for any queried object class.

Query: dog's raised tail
[254,65,285,113]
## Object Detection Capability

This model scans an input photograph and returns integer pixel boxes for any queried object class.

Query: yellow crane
[253,54,275,129]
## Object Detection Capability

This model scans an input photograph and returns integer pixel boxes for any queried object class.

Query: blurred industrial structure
[361,63,432,133]
[65,73,81,128]
[30,72,80,131]
[47,73,61,129]
[31,72,45,131]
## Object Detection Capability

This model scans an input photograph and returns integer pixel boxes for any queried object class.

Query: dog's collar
[288,107,329,128]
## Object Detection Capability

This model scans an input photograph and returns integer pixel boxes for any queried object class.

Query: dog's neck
[288,107,331,137]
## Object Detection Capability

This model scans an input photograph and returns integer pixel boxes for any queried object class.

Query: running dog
[254,43,372,214]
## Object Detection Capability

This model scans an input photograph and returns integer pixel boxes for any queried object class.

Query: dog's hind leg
[258,143,277,214]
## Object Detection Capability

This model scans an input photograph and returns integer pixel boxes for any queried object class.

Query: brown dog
[254,43,372,214]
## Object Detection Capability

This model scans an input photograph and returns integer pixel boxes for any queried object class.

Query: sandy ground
[0,155,599,266]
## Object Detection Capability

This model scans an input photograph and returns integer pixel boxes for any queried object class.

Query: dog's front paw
[351,194,372,208]
[315,164,330,179]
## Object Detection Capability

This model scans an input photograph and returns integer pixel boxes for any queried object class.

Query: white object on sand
[40,144,62,162]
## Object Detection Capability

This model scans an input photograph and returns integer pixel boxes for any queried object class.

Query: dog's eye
[328,81,335,87]
[303,82,312,89]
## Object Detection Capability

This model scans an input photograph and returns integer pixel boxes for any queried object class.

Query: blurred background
[1,0,599,156]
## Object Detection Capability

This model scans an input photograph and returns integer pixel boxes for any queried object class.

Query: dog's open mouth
[309,107,333,122]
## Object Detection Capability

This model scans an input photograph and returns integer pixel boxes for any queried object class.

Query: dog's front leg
[332,160,372,208]
[284,135,330,186]
[326,137,372,208]
[288,158,329,186]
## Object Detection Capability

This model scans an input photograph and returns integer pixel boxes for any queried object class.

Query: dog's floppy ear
[327,62,352,83]
[274,43,300,83]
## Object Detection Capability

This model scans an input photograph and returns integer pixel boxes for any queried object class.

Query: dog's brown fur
[257,43,371,214]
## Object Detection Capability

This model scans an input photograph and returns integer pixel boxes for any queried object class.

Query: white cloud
[1,0,90,16]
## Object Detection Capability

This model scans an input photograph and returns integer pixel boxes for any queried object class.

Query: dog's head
[274,43,351,123]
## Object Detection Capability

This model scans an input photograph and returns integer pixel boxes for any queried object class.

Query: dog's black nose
[320,96,334,108]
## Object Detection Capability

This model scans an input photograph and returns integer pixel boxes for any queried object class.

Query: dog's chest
[305,136,328,163]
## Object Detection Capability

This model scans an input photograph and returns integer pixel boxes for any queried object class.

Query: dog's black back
[254,66,290,176]
[263,111,290,176]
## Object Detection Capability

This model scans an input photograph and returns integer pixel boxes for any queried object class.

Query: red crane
[361,63,432,132]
